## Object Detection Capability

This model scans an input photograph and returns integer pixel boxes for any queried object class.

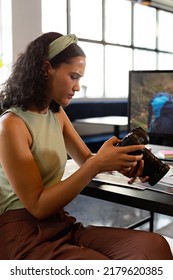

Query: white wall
[12,0,42,62]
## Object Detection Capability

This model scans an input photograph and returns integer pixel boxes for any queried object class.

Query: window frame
[41,0,173,99]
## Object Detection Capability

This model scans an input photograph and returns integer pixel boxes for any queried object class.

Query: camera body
[117,127,170,186]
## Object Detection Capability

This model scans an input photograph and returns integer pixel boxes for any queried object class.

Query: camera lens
[116,127,170,185]
[148,163,170,186]
[142,148,170,185]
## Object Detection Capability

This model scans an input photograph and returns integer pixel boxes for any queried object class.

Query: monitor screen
[128,70,173,146]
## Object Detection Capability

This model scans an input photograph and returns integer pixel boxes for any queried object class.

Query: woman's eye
[71,74,80,80]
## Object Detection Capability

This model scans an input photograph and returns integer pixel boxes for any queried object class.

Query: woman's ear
[42,61,52,79]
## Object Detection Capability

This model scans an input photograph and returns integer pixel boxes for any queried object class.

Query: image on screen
[128,70,173,145]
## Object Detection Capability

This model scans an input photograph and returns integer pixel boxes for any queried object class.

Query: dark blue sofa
[64,99,128,120]
[64,99,128,151]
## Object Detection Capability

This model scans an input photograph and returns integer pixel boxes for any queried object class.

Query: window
[133,4,156,49]
[105,0,131,45]
[41,0,67,34]
[158,10,173,52]
[133,50,156,70]
[0,0,12,86]
[158,53,173,70]
[42,0,173,99]
[105,45,132,98]
[70,0,102,40]
[78,42,104,98]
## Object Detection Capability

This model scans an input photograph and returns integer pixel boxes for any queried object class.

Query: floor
[65,194,173,252]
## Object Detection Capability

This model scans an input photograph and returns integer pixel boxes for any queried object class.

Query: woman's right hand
[95,136,145,174]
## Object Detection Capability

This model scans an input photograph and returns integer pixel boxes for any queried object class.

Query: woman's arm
[59,108,148,182]
[0,111,145,220]
[57,107,93,165]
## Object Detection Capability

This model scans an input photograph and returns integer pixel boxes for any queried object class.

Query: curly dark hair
[0,32,86,113]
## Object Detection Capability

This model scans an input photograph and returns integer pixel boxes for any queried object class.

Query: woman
[0,32,172,260]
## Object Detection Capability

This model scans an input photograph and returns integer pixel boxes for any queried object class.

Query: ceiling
[150,0,173,11]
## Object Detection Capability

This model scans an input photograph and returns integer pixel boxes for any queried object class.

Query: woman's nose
[73,82,80,92]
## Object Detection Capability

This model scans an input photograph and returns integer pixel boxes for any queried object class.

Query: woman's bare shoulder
[0,112,25,132]
[0,112,32,145]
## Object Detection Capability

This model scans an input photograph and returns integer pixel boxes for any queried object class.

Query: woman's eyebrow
[71,72,83,78]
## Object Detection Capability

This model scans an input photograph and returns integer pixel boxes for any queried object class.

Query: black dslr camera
[116,127,170,186]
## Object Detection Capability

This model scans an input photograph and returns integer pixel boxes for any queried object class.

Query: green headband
[48,34,78,60]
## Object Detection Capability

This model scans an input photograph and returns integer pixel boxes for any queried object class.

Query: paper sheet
[63,160,173,195]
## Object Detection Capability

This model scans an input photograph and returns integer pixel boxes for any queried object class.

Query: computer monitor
[128,70,173,146]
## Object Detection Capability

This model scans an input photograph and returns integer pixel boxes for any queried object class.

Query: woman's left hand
[119,159,149,184]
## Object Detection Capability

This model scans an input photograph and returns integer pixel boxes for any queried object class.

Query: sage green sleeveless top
[0,107,67,214]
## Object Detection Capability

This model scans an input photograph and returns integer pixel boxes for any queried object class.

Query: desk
[64,144,173,232]
[74,116,128,137]
[81,180,173,231]
[83,144,173,231]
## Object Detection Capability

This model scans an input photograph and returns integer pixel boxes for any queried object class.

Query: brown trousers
[0,208,172,260]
